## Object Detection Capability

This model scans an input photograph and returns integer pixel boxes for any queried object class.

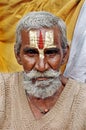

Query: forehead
[21,27,60,48]
[29,29,55,49]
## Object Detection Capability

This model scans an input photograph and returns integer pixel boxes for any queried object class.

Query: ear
[61,45,69,65]
[60,74,68,86]
[14,50,22,65]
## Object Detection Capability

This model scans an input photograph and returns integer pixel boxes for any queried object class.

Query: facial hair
[23,69,62,99]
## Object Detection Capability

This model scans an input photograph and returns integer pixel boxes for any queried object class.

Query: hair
[15,11,68,54]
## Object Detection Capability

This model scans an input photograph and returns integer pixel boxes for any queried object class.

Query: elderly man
[0,11,86,130]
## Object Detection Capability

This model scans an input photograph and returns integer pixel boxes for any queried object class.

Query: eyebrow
[23,47,38,54]
[44,48,60,54]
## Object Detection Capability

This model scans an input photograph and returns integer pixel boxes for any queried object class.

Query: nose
[35,57,49,72]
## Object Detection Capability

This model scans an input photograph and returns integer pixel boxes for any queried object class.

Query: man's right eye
[23,48,38,56]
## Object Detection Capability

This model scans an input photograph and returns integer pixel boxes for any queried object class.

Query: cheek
[47,55,62,70]
[21,55,36,71]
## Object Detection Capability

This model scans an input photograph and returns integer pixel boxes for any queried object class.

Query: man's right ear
[14,51,22,65]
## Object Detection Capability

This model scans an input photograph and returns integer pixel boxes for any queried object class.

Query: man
[0,11,86,130]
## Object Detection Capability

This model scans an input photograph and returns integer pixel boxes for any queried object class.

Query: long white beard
[23,69,62,99]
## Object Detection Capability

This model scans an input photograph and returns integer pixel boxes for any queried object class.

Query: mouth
[32,77,53,82]
[36,77,49,81]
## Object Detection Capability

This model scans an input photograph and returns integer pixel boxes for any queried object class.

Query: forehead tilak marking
[45,30,55,48]
[29,30,38,48]
[29,30,44,49]
[38,30,44,49]
[29,30,56,58]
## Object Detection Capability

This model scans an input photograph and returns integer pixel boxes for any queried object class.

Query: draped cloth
[64,0,86,83]
[0,0,84,72]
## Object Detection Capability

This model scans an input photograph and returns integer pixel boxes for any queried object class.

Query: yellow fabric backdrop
[0,0,84,72]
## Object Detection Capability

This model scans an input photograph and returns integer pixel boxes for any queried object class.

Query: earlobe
[14,52,22,65]
[61,46,69,65]
[14,45,22,65]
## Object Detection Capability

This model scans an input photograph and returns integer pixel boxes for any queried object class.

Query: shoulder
[67,79,86,113]
[0,72,23,125]
[0,72,15,82]
[0,73,15,125]
[0,73,12,81]
[67,79,86,122]
[0,72,23,88]
[0,72,23,84]
[67,78,86,97]
[68,78,86,91]
[65,78,86,108]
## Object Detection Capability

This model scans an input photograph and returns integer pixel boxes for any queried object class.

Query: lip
[36,77,49,81]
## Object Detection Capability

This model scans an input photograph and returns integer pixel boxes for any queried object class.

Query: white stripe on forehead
[29,31,38,48]
[45,30,54,48]
[29,29,56,58]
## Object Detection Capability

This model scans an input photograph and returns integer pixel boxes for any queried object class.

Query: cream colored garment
[0,72,86,130]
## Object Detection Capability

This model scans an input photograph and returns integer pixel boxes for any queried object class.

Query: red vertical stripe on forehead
[38,30,44,49]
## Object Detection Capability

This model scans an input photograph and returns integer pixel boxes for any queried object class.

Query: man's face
[18,27,64,73]
[16,27,66,98]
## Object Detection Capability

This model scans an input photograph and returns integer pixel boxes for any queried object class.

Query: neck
[26,85,64,119]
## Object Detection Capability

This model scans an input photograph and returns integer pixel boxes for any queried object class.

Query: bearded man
[0,11,86,130]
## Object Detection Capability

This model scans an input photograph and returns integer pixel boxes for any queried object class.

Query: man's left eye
[46,52,57,58]
[45,48,60,55]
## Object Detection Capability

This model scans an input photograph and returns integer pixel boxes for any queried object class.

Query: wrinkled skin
[15,27,68,76]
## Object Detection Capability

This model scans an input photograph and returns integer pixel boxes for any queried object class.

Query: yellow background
[0,0,84,72]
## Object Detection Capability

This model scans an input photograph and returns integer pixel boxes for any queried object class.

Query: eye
[44,48,60,57]
[23,48,39,57]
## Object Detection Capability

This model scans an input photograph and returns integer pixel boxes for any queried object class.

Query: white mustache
[23,69,60,80]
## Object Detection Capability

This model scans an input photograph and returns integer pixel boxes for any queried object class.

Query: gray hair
[15,11,68,54]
